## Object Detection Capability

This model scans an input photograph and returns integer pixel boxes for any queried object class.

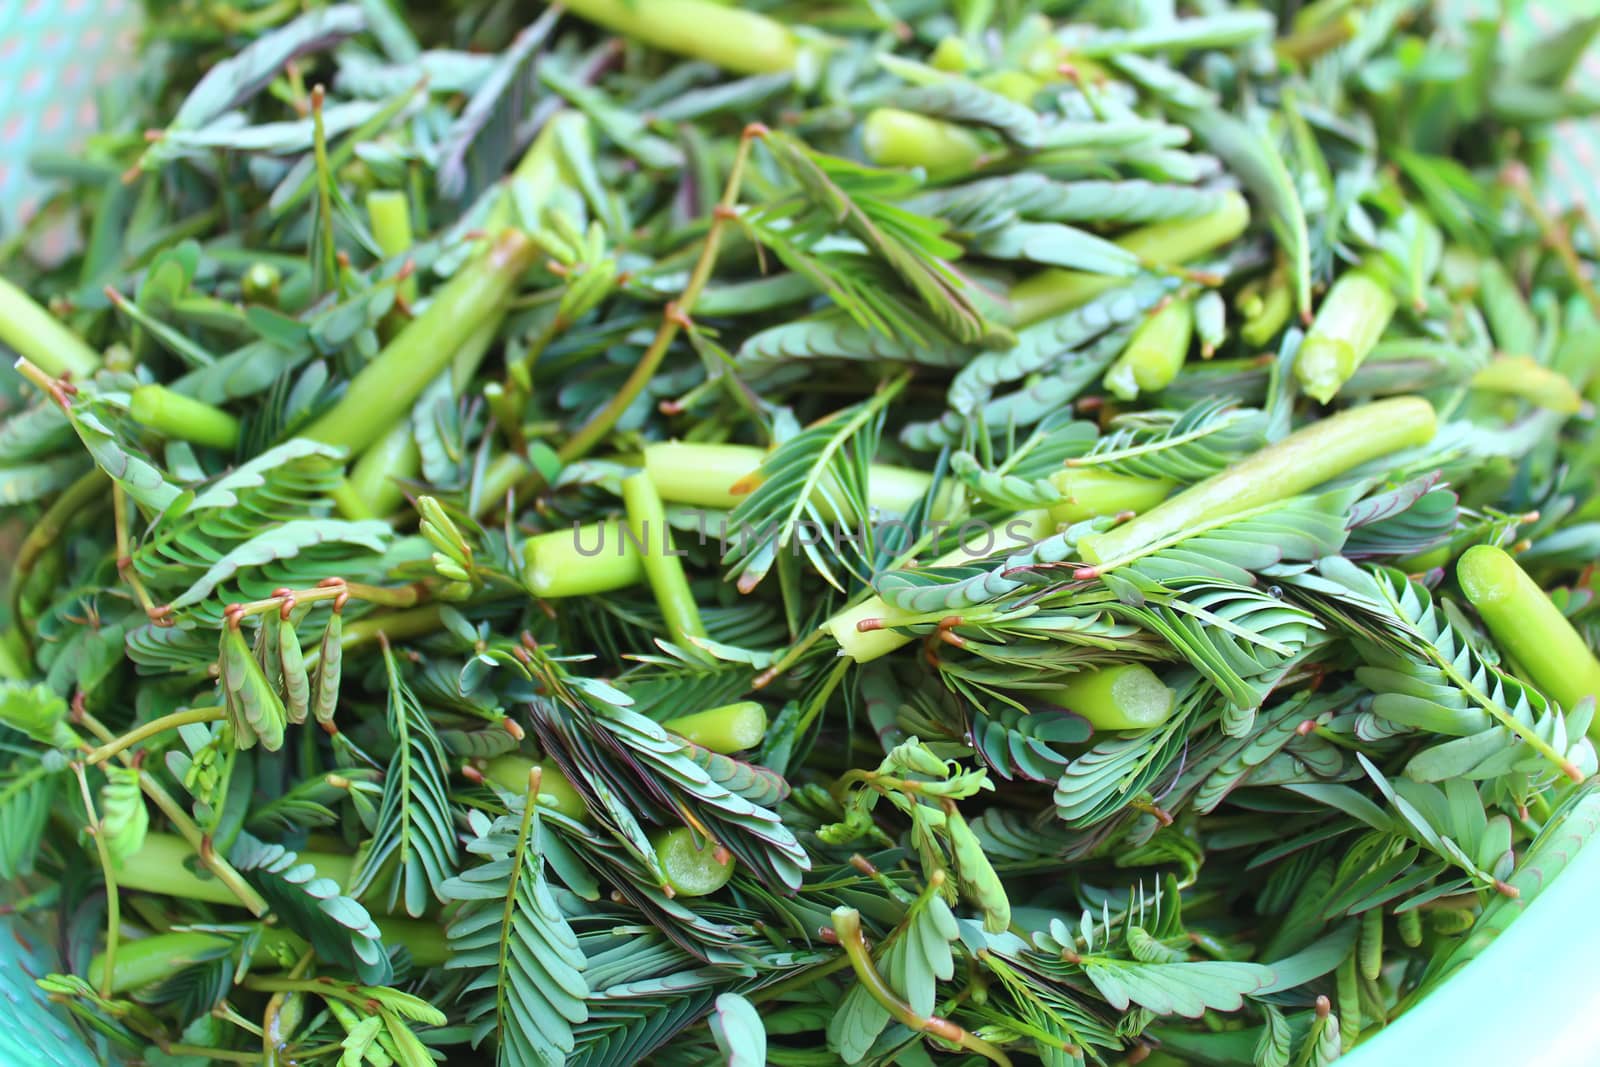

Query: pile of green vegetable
[4,1,1600,1064]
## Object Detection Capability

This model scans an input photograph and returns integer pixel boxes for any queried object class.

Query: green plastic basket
[2,3,1599,1065]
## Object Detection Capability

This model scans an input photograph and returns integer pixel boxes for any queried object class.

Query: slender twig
[1503,163,1600,321]
[310,85,340,296]
[550,123,768,470]
[85,706,226,766]
[160,1046,262,1066]
[74,708,270,916]
[9,467,106,651]
[261,949,316,1061]
[72,762,120,999]
[113,481,159,616]
[830,905,1013,1066]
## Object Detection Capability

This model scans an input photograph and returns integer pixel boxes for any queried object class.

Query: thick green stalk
[1047,469,1175,525]
[1294,267,1397,403]
[1078,396,1438,568]
[1038,664,1176,731]
[661,701,767,753]
[642,441,956,519]
[474,452,532,519]
[1010,191,1250,324]
[89,919,447,995]
[651,827,735,897]
[1239,266,1294,347]
[560,0,800,74]
[480,755,588,821]
[1103,296,1195,400]
[0,273,100,379]
[340,320,498,521]
[521,520,644,598]
[622,472,707,649]
[826,508,1059,663]
[114,832,351,907]
[344,424,418,519]
[1469,355,1583,414]
[366,190,418,305]
[128,385,241,450]
[862,108,986,170]
[302,230,536,455]
[1457,545,1600,734]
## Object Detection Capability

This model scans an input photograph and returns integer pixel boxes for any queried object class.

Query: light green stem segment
[302,230,537,456]
[862,108,986,171]
[1294,267,1397,403]
[1457,544,1600,736]
[89,920,447,994]
[1047,469,1175,525]
[622,472,707,649]
[344,423,417,520]
[480,755,588,822]
[1038,663,1176,732]
[127,384,242,450]
[339,319,499,521]
[560,0,799,73]
[1010,191,1250,324]
[642,441,956,520]
[651,827,735,897]
[661,701,768,754]
[366,190,418,304]
[1469,355,1583,414]
[0,273,100,379]
[826,508,1059,663]
[1078,396,1438,567]
[113,831,352,905]
[522,519,645,598]
[1104,297,1195,400]
[1239,270,1293,347]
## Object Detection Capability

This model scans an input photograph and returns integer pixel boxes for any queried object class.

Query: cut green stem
[642,440,955,519]
[826,508,1058,663]
[560,0,800,74]
[651,827,736,897]
[1010,191,1249,324]
[1469,355,1583,414]
[480,755,588,821]
[366,190,418,305]
[522,520,645,598]
[0,273,100,379]
[89,919,447,996]
[1458,544,1600,737]
[1038,664,1176,731]
[661,701,767,753]
[302,229,537,456]
[862,108,986,171]
[128,385,241,450]
[1047,469,1175,525]
[1078,396,1438,568]
[1294,266,1397,403]
[113,831,350,907]
[343,423,419,520]
[622,472,707,650]
[1103,296,1195,400]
